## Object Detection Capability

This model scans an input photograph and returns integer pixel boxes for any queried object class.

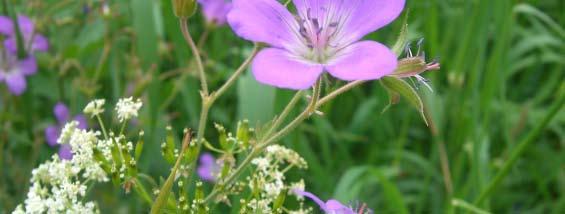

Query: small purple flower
[197,153,220,182]
[44,103,88,160]
[294,189,355,214]
[0,15,49,54]
[0,50,37,95]
[0,15,48,95]
[198,0,232,25]
[227,0,405,90]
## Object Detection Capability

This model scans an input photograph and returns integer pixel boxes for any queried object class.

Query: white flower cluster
[264,145,308,169]
[115,97,142,122]
[13,122,108,214]
[83,99,105,118]
[243,145,309,213]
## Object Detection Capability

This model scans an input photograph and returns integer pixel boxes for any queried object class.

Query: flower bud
[172,0,197,18]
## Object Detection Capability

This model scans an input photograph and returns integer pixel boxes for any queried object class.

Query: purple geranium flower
[0,15,48,95]
[0,49,37,95]
[0,15,49,53]
[197,153,220,182]
[198,0,232,25]
[294,189,355,214]
[227,0,405,90]
[44,103,88,160]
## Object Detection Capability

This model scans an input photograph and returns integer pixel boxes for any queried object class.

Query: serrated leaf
[381,77,428,126]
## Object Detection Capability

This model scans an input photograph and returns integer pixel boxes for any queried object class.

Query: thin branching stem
[179,18,208,96]
[150,131,192,213]
[212,45,260,102]
[262,90,306,140]
[204,78,323,202]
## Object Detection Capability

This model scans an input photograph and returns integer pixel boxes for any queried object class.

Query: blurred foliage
[0,0,563,213]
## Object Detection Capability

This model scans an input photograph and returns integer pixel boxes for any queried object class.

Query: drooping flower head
[0,15,48,95]
[197,153,220,182]
[198,0,232,25]
[228,0,405,89]
[293,189,355,214]
[44,103,88,160]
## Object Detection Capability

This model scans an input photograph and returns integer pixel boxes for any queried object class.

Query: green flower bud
[172,0,197,18]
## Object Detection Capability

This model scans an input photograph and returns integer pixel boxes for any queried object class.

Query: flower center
[296,7,342,63]
[290,1,355,63]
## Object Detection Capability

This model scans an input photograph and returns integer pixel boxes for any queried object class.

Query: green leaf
[380,77,428,126]
[367,168,409,214]
[333,166,369,202]
[237,72,276,124]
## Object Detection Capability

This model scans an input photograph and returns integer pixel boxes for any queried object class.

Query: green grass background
[0,0,563,213]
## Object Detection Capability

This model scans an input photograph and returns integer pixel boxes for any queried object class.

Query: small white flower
[115,97,142,122]
[57,121,79,145]
[251,157,270,172]
[83,99,106,118]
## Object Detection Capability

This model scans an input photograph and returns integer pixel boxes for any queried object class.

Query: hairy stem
[262,90,306,140]
[150,131,192,213]
[316,80,365,107]
[212,45,260,101]
[180,18,208,96]
[204,78,323,202]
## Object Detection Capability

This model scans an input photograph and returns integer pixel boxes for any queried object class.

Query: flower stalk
[179,18,208,96]
[150,130,192,213]
[205,78,324,202]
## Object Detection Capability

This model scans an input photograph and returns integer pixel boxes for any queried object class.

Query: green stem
[96,115,109,140]
[119,121,127,136]
[316,80,365,108]
[179,18,208,96]
[133,178,153,205]
[211,45,260,101]
[473,86,564,205]
[204,78,323,202]
[189,44,260,177]
[452,199,491,214]
[1,0,7,15]
[150,132,192,213]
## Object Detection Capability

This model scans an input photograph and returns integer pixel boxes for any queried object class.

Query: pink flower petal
[198,0,232,25]
[44,125,60,147]
[54,103,70,124]
[293,189,327,211]
[228,0,300,48]
[325,41,397,81]
[0,16,13,35]
[292,0,405,44]
[32,34,49,52]
[343,0,406,42]
[58,144,73,160]
[252,48,323,90]
[5,73,27,95]
[18,56,38,76]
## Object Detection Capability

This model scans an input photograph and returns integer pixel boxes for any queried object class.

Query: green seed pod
[162,126,177,165]
[172,0,197,18]
[134,131,145,160]
[236,120,250,147]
